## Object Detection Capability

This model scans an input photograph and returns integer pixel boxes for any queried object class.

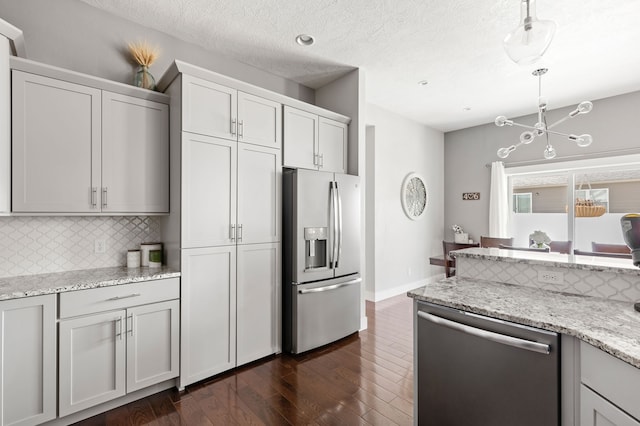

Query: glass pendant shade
[543,145,557,159]
[503,0,556,65]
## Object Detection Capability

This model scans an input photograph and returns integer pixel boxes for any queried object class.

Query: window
[513,193,532,213]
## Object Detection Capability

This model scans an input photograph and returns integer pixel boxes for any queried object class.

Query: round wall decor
[401,172,427,220]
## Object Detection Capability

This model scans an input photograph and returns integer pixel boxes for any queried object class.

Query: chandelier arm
[544,128,573,138]
[547,114,572,130]
[510,122,537,130]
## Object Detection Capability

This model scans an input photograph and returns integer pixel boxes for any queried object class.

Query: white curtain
[489,161,509,237]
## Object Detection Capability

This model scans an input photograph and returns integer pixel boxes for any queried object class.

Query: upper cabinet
[10,58,170,214]
[182,74,281,149]
[283,105,347,174]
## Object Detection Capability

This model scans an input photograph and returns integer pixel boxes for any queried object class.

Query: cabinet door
[237,143,281,244]
[283,106,318,170]
[581,385,640,426]
[237,243,280,366]
[59,310,126,417]
[0,295,56,426]
[101,92,169,213]
[182,133,237,248]
[126,300,179,393]
[12,71,101,212]
[318,117,347,174]
[237,92,281,149]
[182,75,237,141]
[180,247,237,387]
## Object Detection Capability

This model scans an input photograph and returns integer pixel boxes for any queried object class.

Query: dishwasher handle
[417,311,551,355]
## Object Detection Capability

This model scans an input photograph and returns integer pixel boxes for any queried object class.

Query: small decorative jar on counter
[140,242,163,267]
[149,249,162,268]
[126,249,141,268]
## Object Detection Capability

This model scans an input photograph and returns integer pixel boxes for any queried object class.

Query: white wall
[366,103,444,301]
[0,0,314,102]
[445,91,640,242]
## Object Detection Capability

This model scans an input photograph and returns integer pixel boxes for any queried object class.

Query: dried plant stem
[128,41,159,67]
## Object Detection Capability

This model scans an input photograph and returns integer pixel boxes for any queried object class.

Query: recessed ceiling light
[295,34,315,46]
[463,107,472,111]
[418,80,429,86]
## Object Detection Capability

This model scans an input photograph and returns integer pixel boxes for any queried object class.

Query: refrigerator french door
[283,168,361,354]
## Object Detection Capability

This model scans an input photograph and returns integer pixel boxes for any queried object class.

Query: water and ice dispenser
[304,227,327,270]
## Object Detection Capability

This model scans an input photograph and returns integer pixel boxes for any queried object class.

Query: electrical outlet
[94,239,106,254]
[537,270,564,284]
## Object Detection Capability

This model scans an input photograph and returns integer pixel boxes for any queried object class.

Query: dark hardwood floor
[75,294,414,425]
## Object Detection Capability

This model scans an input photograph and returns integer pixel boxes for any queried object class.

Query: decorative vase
[133,65,156,90]
[454,233,468,244]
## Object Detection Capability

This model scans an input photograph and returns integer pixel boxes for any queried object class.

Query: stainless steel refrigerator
[283,168,361,354]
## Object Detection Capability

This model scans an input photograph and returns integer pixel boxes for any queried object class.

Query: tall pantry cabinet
[160,62,281,388]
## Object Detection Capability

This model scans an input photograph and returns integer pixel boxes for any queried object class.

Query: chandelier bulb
[543,145,557,159]
[573,134,593,147]
[497,145,516,159]
[577,101,593,114]
[495,116,513,127]
[520,131,535,144]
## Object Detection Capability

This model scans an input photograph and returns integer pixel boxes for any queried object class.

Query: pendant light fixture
[503,0,556,65]
[495,68,593,160]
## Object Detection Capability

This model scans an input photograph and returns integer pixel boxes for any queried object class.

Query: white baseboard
[365,274,445,302]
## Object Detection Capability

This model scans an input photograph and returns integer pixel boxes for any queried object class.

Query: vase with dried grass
[128,41,159,90]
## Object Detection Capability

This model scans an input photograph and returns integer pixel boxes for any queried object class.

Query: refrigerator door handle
[298,278,362,294]
[330,181,339,269]
[335,182,343,268]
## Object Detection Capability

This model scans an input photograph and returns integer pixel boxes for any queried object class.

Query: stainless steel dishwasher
[416,301,559,426]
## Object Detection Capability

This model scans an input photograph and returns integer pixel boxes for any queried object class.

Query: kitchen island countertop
[408,276,640,369]
[0,266,180,301]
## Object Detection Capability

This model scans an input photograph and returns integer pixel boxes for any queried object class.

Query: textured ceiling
[81,0,640,132]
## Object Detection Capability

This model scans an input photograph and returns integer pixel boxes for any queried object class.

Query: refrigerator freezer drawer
[291,276,361,354]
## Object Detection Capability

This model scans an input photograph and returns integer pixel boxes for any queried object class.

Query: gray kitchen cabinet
[283,105,347,173]
[180,246,236,387]
[58,279,179,417]
[101,92,169,213]
[236,242,280,366]
[0,294,56,426]
[580,342,640,425]
[11,62,169,214]
[182,74,281,149]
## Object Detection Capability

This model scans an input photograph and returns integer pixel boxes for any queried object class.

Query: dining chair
[591,242,630,254]
[480,236,514,248]
[499,244,550,253]
[574,249,632,259]
[442,241,480,278]
[549,240,573,254]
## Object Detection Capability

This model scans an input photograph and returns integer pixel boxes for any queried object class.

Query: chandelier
[495,68,593,160]
[503,0,556,65]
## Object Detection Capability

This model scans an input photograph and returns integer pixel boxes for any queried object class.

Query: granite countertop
[453,247,639,276]
[408,276,640,369]
[0,266,181,301]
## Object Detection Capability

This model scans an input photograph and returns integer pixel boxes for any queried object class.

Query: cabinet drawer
[581,341,640,421]
[59,278,180,318]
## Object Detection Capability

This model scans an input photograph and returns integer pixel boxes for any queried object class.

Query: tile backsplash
[0,216,161,278]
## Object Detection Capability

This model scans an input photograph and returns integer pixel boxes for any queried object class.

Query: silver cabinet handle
[417,311,551,355]
[319,153,324,167]
[237,224,243,242]
[106,293,141,301]
[238,120,244,138]
[231,118,237,135]
[115,317,123,340]
[298,278,362,294]
[230,224,236,242]
[91,187,97,208]
[127,314,134,337]
[102,187,108,208]
[313,153,318,166]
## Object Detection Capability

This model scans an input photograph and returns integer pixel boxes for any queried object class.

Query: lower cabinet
[0,294,56,426]
[580,342,640,426]
[581,385,640,426]
[58,279,179,417]
[180,242,280,387]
